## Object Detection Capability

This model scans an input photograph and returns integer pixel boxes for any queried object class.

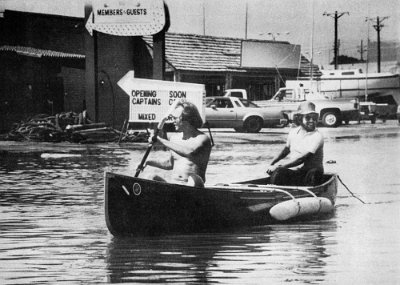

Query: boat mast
[364,2,370,102]
[310,0,315,80]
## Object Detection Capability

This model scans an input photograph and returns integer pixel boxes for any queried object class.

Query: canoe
[104,172,338,236]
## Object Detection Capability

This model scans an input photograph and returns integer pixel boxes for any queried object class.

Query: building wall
[85,32,153,129]
[0,11,86,122]
[1,9,301,131]
[1,10,154,130]
[61,65,86,112]
[177,69,298,100]
[3,11,85,54]
[179,73,226,97]
[96,34,136,128]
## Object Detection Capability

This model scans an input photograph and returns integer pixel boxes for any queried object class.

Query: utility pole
[367,16,389,72]
[357,40,367,61]
[323,11,349,69]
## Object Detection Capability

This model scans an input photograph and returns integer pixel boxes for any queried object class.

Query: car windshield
[205,98,214,106]
[206,98,234,108]
[239,98,259,108]
[206,98,259,108]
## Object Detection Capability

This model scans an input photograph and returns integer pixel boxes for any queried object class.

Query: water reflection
[106,222,337,284]
[0,149,117,284]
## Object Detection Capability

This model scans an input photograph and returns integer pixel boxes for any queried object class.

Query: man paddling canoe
[144,99,212,186]
[266,101,324,186]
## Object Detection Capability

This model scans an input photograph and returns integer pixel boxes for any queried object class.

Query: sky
[165,0,399,65]
[1,0,399,65]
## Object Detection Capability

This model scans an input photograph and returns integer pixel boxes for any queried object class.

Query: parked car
[204,97,288,133]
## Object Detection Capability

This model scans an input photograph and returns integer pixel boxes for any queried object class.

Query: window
[274,90,295,101]
[239,99,258,108]
[230,91,244,98]
[214,98,233,108]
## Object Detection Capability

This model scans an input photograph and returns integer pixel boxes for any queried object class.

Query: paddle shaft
[134,99,181,178]
[135,128,160,177]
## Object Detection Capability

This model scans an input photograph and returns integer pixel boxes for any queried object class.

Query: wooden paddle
[135,100,180,177]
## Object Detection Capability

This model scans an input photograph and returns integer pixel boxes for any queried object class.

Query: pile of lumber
[3,112,151,144]
[66,123,119,143]
[5,113,71,142]
[3,113,131,144]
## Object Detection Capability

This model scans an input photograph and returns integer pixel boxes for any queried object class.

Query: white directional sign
[86,0,165,36]
[118,71,206,123]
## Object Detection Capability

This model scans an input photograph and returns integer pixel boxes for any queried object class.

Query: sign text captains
[130,90,187,106]
[117,71,205,123]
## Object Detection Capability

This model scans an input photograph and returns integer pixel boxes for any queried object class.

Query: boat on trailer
[286,69,400,105]
[104,172,338,236]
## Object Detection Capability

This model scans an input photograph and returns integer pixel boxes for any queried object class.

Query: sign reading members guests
[86,0,165,36]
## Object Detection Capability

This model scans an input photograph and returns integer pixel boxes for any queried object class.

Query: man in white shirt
[266,101,324,186]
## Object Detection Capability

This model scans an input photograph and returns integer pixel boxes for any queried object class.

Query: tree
[330,55,363,65]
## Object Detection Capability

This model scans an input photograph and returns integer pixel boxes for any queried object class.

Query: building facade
[0,9,315,131]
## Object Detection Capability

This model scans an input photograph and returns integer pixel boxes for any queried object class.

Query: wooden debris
[3,112,149,144]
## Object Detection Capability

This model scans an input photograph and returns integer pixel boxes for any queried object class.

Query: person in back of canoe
[266,101,324,186]
[143,99,212,187]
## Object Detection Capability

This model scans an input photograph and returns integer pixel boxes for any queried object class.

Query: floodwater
[1,123,400,284]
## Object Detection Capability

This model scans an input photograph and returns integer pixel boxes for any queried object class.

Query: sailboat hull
[287,70,400,105]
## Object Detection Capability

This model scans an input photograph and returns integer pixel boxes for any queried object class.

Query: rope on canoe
[338,175,366,204]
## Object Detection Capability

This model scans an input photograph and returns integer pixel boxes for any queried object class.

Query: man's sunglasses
[168,115,181,120]
[304,114,319,121]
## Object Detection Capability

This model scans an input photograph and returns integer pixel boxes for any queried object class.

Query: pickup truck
[253,87,360,127]
[223,89,248,99]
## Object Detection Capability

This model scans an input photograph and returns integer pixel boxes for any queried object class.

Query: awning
[0,45,85,59]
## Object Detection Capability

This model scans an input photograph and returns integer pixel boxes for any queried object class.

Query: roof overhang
[0,45,85,59]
